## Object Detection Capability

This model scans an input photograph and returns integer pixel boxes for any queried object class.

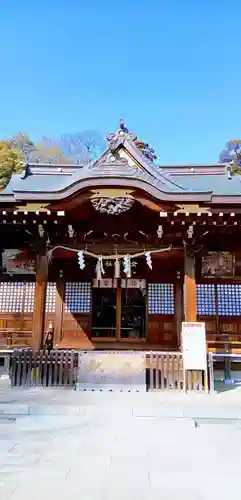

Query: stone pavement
[1,386,241,499]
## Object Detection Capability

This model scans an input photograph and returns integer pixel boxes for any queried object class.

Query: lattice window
[45,282,56,313]
[196,284,216,316]
[23,282,36,312]
[148,283,175,314]
[64,282,91,313]
[217,284,241,316]
[0,282,25,312]
[0,281,57,313]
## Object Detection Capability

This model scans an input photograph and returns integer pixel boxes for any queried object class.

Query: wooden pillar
[32,254,48,350]
[175,276,183,347]
[184,247,196,322]
[54,278,64,348]
[116,282,121,341]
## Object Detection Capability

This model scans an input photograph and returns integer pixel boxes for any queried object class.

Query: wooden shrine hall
[0,121,241,353]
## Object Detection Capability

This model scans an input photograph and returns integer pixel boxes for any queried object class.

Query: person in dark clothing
[44,323,54,353]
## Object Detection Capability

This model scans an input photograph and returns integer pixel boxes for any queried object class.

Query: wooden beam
[54,279,64,348]
[184,247,196,322]
[32,254,48,350]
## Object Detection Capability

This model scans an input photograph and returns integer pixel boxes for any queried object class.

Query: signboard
[202,252,233,278]
[77,351,146,392]
[182,322,207,371]
[92,279,117,288]
[2,249,36,275]
[121,279,146,289]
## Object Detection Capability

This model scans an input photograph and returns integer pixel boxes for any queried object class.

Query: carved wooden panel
[147,315,177,347]
[196,317,216,334]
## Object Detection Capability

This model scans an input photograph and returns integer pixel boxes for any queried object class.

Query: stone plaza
[1,385,241,499]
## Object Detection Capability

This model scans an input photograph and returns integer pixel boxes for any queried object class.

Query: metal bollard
[208,352,214,392]
[224,355,232,382]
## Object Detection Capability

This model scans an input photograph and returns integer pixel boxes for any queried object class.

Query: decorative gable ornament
[106,119,157,162]
[91,196,134,215]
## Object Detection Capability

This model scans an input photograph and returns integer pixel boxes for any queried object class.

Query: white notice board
[182,322,207,371]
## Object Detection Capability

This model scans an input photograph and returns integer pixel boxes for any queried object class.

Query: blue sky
[0,0,240,164]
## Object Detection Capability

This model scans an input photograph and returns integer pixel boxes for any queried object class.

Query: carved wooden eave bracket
[90,194,134,215]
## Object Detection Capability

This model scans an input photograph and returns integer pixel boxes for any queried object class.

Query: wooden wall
[0,277,179,350]
[147,315,176,347]
[1,251,241,352]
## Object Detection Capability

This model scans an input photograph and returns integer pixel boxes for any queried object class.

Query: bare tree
[29,137,72,165]
[59,130,106,164]
[28,131,106,165]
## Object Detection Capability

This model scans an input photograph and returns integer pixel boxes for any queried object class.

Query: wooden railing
[147,352,183,390]
[11,350,78,388]
[147,351,213,392]
[207,334,241,353]
[0,329,32,348]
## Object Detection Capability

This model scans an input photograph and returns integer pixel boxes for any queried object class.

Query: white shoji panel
[0,282,25,312]
[45,282,56,313]
[217,284,241,316]
[23,282,36,312]
[148,283,175,314]
[65,282,91,313]
[196,284,216,316]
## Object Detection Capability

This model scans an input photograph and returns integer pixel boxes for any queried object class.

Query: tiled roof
[0,123,239,203]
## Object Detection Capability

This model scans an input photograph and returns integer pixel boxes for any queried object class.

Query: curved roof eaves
[170,174,241,196]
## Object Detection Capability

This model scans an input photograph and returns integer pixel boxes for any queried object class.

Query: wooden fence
[147,351,213,392]
[10,349,214,392]
[10,350,78,388]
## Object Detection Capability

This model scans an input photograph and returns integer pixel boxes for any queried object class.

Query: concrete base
[0,374,11,387]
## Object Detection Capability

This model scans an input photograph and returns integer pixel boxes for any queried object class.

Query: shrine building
[0,121,241,353]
